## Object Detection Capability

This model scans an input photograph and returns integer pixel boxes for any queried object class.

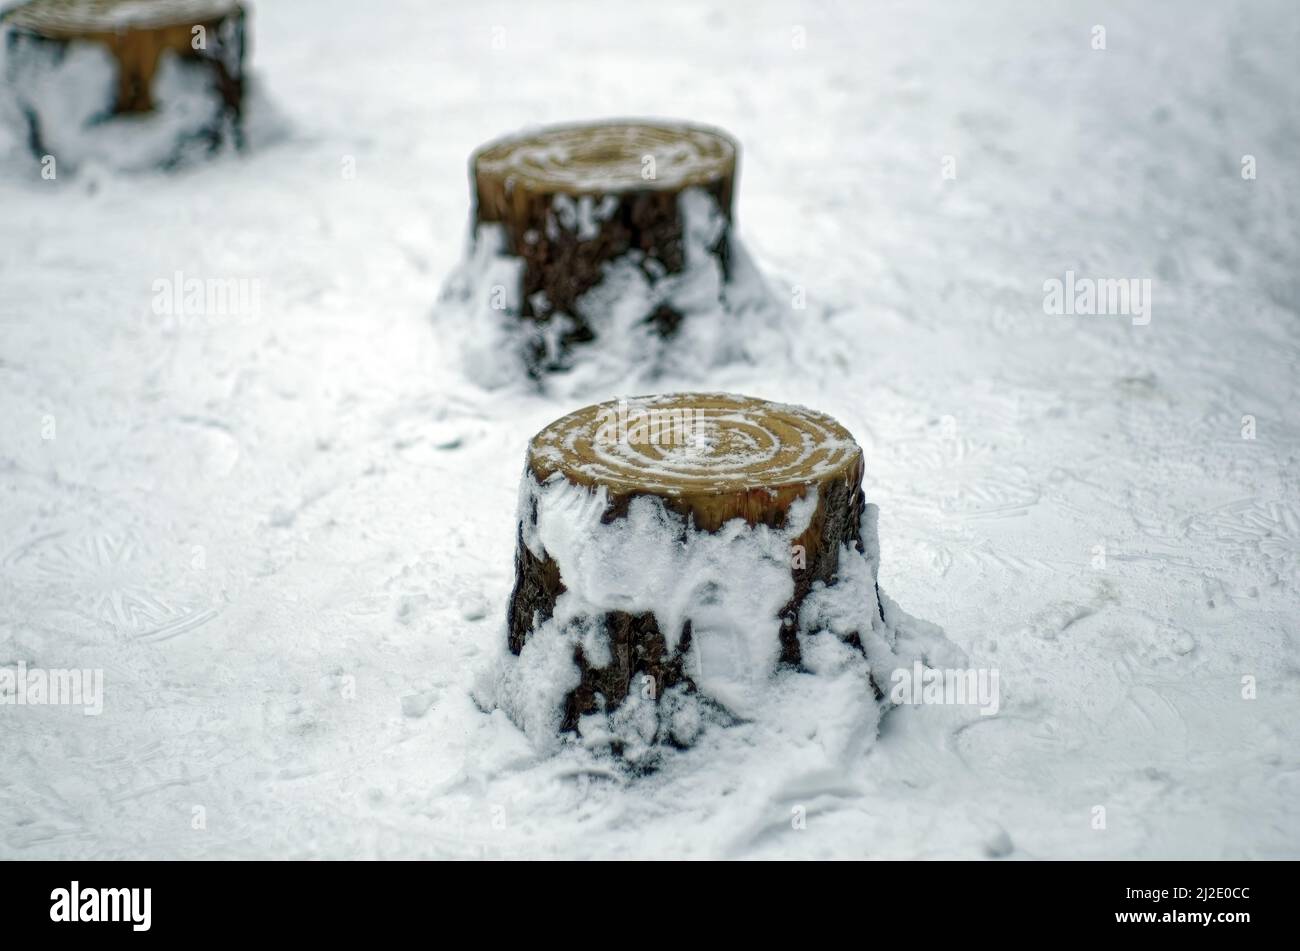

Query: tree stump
[3,0,247,162]
[506,393,886,751]
[469,121,739,365]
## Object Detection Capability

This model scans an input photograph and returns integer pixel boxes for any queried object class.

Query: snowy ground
[1,0,1297,859]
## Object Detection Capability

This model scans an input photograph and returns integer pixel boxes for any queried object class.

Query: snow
[3,41,237,172]
[440,184,782,392]
[1,0,1298,859]
[1,8,271,174]
[495,465,921,759]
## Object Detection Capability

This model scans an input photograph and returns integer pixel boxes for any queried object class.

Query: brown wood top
[473,121,737,196]
[4,0,240,35]
[528,393,863,512]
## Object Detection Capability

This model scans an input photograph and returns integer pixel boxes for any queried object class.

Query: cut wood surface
[470,121,739,351]
[509,393,874,733]
[474,121,736,200]
[526,392,863,533]
[5,0,240,33]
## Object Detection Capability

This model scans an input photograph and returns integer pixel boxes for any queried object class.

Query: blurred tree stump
[3,0,246,156]
[471,121,738,355]
[508,393,875,733]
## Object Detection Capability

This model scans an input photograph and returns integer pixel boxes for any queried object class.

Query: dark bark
[506,476,881,732]
[3,3,246,160]
[469,123,737,363]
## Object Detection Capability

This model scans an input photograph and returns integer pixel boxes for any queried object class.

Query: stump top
[3,0,239,34]
[473,121,737,195]
[528,393,862,500]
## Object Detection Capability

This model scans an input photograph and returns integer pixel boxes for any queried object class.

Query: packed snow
[490,465,954,762]
[0,0,1297,859]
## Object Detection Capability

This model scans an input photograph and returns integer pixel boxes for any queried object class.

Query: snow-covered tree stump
[469,121,739,365]
[505,393,889,755]
[2,0,247,165]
